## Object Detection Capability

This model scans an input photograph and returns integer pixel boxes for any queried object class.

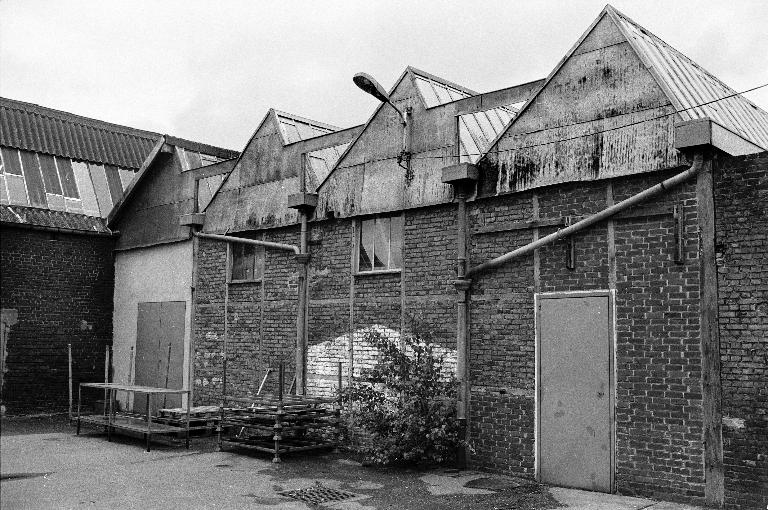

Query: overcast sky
[1,1,766,151]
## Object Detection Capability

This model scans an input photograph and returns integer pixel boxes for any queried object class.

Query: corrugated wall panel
[88,163,113,217]
[56,157,79,198]
[38,153,63,195]
[72,161,100,217]
[18,150,46,208]
[104,164,124,205]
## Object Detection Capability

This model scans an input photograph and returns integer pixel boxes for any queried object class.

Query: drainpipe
[288,155,318,396]
[441,162,479,469]
[295,212,310,395]
[466,153,704,277]
[194,232,299,254]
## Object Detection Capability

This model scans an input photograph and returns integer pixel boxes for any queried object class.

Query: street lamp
[353,72,411,165]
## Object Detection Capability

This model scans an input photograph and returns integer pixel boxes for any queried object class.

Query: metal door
[537,292,613,492]
[134,301,186,413]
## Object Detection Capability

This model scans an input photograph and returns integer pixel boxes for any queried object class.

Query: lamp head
[353,72,391,104]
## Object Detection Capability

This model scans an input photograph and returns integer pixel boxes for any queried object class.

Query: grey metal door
[134,301,186,413]
[538,293,613,492]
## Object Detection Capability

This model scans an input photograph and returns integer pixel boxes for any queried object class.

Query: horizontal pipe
[467,154,703,277]
[195,232,300,254]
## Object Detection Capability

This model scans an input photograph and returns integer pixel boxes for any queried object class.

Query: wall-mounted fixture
[353,72,412,167]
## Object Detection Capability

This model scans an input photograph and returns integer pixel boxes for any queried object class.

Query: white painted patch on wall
[722,416,746,430]
[306,324,457,396]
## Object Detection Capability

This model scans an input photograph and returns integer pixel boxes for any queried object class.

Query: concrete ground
[1,416,706,510]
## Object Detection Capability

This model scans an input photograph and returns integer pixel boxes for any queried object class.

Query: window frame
[227,241,265,284]
[355,214,404,275]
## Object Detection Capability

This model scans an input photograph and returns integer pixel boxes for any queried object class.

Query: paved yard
[1,416,704,510]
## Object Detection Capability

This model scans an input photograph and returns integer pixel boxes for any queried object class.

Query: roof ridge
[406,66,478,96]
[272,108,341,131]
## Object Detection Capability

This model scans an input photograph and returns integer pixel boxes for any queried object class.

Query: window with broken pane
[358,215,403,272]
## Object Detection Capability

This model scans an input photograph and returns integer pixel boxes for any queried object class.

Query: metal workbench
[76,382,191,452]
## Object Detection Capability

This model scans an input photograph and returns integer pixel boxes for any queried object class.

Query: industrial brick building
[0,97,236,415]
[184,7,767,508]
[1,5,766,509]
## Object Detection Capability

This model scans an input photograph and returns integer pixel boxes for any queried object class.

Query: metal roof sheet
[1,98,239,229]
[0,97,239,169]
[610,7,768,150]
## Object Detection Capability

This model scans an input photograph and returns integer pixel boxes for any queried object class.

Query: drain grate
[279,485,357,505]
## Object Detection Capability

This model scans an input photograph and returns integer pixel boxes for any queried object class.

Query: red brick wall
[0,227,114,415]
[715,152,768,510]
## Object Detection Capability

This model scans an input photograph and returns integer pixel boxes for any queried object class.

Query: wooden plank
[607,183,616,290]
[474,203,673,236]
[696,154,724,507]
[474,217,564,235]
[532,194,541,292]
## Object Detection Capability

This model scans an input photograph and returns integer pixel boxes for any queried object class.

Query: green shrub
[343,327,460,466]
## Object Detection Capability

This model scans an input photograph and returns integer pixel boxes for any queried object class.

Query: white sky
[1,1,766,151]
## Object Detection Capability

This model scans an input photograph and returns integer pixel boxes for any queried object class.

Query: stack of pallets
[156,405,220,434]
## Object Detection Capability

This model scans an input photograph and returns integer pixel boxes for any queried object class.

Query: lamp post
[353,72,412,165]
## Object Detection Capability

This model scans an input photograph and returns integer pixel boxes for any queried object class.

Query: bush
[342,328,460,466]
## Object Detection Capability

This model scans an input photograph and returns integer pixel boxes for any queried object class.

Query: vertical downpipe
[295,153,310,395]
[223,243,230,400]
[455,187,471,468]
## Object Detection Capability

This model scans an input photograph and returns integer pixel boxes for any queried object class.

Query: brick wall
[0,227,114,415]
[191,155,767,507]
[715,152,768,509]
[194,207,460,402]
[466,173,707,504]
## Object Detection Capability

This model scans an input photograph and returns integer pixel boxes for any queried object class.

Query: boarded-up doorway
[536,291,614,492]
[134,301,186,414]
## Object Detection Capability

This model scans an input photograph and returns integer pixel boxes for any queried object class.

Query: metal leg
[146,394,151,452]
[273,411,282,464]
[185,391,191,449]
[107,389,114,442]
[76,385,82,435]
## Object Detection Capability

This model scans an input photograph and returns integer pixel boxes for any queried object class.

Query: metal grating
[279,485,357,505]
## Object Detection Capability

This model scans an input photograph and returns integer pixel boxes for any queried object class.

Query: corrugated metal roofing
[1,98,239,226]
[0,204,110,233]
[610,7,768,149]
[274,110,339,145]
[459,103,524,163]
[0,97,240,169]
[1,97,158,170]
